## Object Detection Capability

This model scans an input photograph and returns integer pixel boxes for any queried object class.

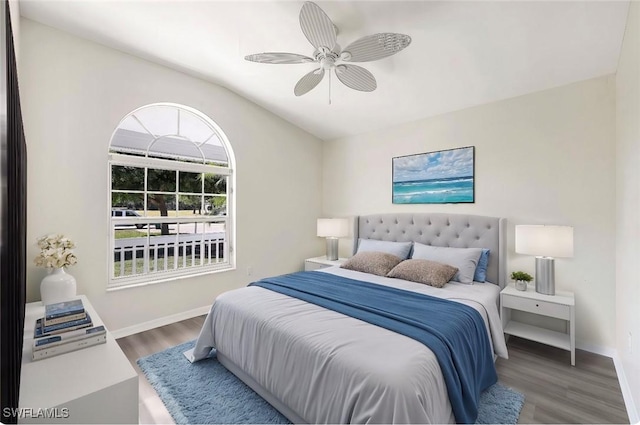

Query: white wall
[323,76,616,350]
[615,1,640,421]
[19,19,324,331]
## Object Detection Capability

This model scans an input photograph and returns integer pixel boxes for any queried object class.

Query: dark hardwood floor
[117,317,629,424]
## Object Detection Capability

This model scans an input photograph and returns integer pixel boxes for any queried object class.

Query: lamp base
[535,256,555,295]
[326,238,339,261]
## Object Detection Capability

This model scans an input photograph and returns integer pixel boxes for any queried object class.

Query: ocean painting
[392,147,475,204]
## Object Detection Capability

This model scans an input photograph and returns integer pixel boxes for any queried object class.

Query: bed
[189,213,508,424]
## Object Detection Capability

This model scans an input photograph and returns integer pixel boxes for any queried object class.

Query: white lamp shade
[317,218,349,238]
[515,225,574,258]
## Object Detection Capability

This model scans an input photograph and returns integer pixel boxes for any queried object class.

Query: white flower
[34,234,78,269]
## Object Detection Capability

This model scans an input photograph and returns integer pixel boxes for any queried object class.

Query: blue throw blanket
[250,271,497,424]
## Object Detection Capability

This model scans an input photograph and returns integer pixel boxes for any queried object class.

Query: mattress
[190,267,508,424]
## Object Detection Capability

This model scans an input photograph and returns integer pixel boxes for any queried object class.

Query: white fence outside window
[113,231,226,277]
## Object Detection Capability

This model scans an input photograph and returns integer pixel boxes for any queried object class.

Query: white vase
[515,280,528,291]
[40,267,77,305]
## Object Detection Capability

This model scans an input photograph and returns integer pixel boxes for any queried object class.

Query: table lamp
[515,225,574,295]
[317,218,349,261]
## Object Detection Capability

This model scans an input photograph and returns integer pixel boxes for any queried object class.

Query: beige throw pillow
[340,251,403,276]
[387,259,458,288]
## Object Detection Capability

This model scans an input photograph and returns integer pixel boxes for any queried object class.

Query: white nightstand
[20,295,138,423]
[304,256,347,271]
[500,284,576,366]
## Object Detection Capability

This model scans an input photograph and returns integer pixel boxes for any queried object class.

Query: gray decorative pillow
[340,251,403,276]
[387,259,459,288]
[411,243,482,284]
[357,239,413,260]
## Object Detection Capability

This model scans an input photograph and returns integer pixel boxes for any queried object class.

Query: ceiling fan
[245,1,411,98]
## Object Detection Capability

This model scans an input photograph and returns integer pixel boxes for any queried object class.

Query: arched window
[108,103,235,288]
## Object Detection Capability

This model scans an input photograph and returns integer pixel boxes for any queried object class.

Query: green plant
[510,271,533,282]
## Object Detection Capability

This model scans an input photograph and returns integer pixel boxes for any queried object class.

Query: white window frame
[107,104,236,289]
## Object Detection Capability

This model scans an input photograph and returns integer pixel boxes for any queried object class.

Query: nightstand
[501,284,575,366]
[304,256,347,271]
[20,295,138,423]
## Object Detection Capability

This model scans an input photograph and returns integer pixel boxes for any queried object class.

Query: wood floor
[117,316,629,424]
[496,337,628,424]
[117,317,205,425]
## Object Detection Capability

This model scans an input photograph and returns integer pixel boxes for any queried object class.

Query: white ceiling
[20,1,629,141]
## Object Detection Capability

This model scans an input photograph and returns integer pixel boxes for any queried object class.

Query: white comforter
[190,267,508,424]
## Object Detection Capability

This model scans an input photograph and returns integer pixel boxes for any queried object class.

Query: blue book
[44,299,85,320]
[34,325,106,350]
[32,334,107,361]
[34,313,92,338]
[44,311,87,327]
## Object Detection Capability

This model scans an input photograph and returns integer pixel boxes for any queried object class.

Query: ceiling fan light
[320,57,336,70]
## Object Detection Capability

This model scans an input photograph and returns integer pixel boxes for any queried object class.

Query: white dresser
[19,295,138,424]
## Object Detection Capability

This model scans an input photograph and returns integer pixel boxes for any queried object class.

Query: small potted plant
[511,271,533,291]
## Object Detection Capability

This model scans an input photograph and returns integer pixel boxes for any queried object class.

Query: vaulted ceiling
[20,1,629,141]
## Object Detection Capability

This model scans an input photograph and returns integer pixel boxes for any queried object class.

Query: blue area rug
[138,340,525,424]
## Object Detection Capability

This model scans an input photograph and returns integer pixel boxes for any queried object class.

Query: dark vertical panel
[0,1,27,423]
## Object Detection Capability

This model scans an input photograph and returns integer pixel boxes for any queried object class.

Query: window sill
[107,264,236,291]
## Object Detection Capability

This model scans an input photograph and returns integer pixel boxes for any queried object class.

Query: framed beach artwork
[392,146,475,204]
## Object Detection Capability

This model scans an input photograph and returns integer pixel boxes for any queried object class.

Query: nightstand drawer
[502,294,571,320]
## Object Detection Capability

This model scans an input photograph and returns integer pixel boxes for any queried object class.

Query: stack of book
[32,298,107,361]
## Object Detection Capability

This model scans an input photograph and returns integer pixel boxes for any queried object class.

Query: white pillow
[357,239,413,260]
[411,243,482,284]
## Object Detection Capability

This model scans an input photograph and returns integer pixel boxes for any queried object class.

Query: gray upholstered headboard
[352,213,507,288]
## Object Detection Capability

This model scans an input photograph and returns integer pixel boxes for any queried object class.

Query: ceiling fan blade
[335,65,377,92]
[341,33,412,62]
[299,2,337,51]
[244,52,315,64]
[294,68,325,96]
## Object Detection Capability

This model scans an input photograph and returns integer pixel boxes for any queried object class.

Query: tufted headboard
[352,213,507,288]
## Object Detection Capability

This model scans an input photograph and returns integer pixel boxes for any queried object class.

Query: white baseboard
[110,305,211,340]
[576,341,617,358]
[613,353,640,424]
